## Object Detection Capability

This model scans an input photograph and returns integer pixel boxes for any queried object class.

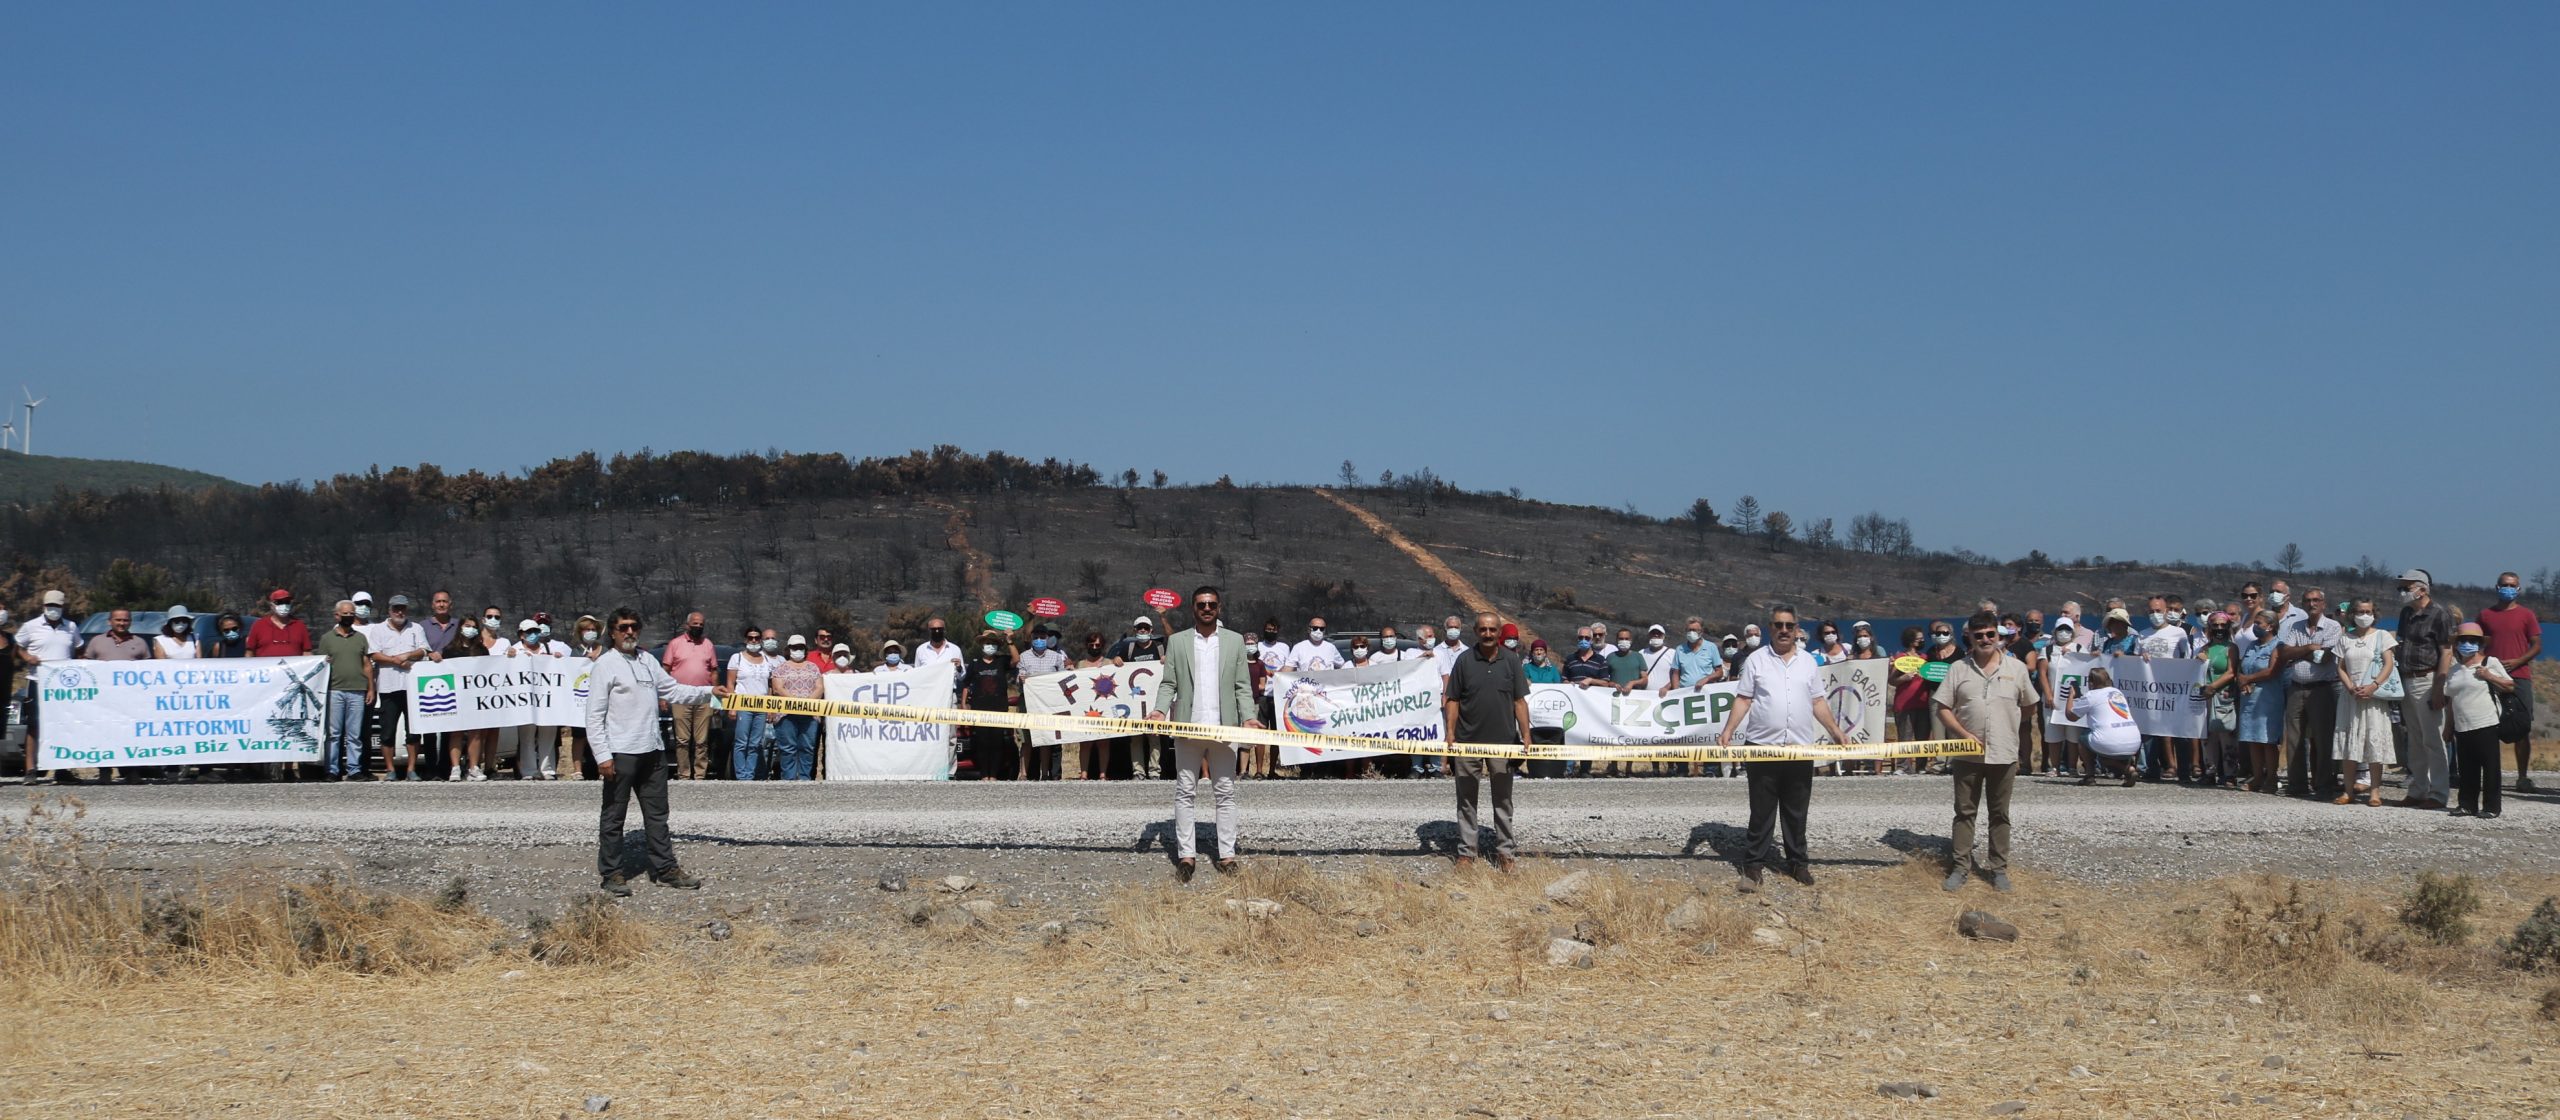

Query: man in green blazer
[1149,585,1263,879]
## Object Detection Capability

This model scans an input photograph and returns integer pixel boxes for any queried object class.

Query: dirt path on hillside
[1315,488,1534,644]
[923,500,1000,614]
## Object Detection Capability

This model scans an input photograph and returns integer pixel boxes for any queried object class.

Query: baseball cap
[352,591,373,603]
[518,619,540,633]
[1500,622,1520,639]
[41,589,66,605]
[387,594,411,608]
[1853,620,1872,630]
[786,634,808,648]
[1646,623,1667,635]
[269,589,293,603]
[831,643,852,655]
[2105,608,2132,625]
[2397,568,2433,587]
[1132,616,1153,628]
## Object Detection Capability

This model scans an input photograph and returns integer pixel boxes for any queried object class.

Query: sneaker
[599,874,634,897]
[542,770,558,780]
[466,768,488,782]
[1943,867,1969,892]
[2518,777,2540,792]
[445,769,463,783]
[650,867,703,890]
[2480,810,2502,820]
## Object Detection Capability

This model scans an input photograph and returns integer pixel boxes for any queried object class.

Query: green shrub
[2500,897,2560,972]
[2399,871,2482,945]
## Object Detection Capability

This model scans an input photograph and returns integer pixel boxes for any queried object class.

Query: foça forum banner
[1020,663,1160,747]
[824,664,958,780]
[1534,660,1887,748]
[34,657,328,770]
[1270,657,1446,767]
[406,654,592,734]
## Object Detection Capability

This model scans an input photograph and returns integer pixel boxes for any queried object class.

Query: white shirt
[1640,645,1678,689]
[15,616,77,663]
[726,651,774,696]
[2138,627,2193,660]
[152,635,200,660]
[2443,657,2513,734]
[2075,687,2142,756]
[1016,646,1068,679]
[364,619,431,692]
[1732,645,1827,745]
[1431,642,1463,678]
[912,640,966,677]
[1287,639,1341,672]
[1256,639,1291,694]
[1187,628,1224,726]
[583,648,715,757]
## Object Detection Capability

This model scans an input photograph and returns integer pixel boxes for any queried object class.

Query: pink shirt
[660,633,720,687]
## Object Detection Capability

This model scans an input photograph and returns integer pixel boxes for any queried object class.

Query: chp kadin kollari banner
[33,657,329,770]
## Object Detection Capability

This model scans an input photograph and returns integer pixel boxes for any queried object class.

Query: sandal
[2366,792,2382,807]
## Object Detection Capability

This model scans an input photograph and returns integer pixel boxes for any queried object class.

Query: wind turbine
[20,388,42,456]
[1,418,14,453]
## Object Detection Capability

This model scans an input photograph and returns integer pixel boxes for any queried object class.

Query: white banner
[34,658,327,770]
[2104,655,2209,738]
[1534,661,1887,748]
[1271,657,1446,767]
[2044,650,2102,729]
[406,654,591,734]
[1020,663,1161,747]
[824,665,957,780]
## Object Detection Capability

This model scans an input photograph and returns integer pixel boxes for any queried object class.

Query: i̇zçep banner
[33,658,328,770]
[1533,660,1888,749]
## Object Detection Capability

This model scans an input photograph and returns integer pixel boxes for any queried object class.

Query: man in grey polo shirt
[1443,612,1532,871]
[2394,569,2456,808]
[1932,611,2037,892]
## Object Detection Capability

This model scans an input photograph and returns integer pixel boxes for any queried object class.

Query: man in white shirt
[1430,623,1465,681]
[587,608,726,896]
[14,590,80,785]
[1717,604,1851,886]
[1286,617,1341,673]
[1147,587,1259,879]
[364,594,433,781]
[909,616,970,764]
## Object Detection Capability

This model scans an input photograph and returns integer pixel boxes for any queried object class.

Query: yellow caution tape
[723,693,1981,763]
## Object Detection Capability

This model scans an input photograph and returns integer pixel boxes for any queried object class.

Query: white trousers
[1173,739,1239,860]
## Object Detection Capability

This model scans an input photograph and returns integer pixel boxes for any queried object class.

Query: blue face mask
[2032,637,2051,650]
[1031,638,1048,652]
[2456,641,2482,658]
[2497,586,2520,603]
[1576,639,1593,651]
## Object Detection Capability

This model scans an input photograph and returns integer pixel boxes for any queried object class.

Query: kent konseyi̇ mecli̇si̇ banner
[33,657,328,770]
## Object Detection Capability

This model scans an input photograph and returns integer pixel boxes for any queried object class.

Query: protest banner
[2103,655,2209,738]
[1820,659,1890,745]
[407,654,589,734]
[1270,657,1445,767]
[1020,662,1160,747]
[33,657,327,770]
[823,664,958,780]
[1534,660,1883,749]
[2044,650,2101,729]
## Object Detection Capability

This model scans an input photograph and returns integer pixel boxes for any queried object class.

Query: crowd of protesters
[4,569,2541,815]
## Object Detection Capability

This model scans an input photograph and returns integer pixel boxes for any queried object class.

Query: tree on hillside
[1151,470,1168,489]
[2276,542,2304,575]
[1732,495,1762,537]
[1338,460,1359,488]
[1120,468,1140,489]
[1076,558,1111,602]
[1685,498,1718,542]
[1761,510,1793,549]
[1804,517,1835,551]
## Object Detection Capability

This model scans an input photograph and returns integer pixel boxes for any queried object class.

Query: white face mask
[1381,637,1398,650]
[1744,636,1761,649]
[43,606,63,622]
[1856,636,1873,649]
[1686,630,1702,644]
[2352,613,2376,630]
[353,604,372,621]
[2266,591,2287,609]
[581,630,599,646]
[272,603,293,619]
[835,656,852,669]
[981,645,997,657]
[885,653,903,666]
[1307,629,1324,641]
[787,648,807,662]
[1503,638,1519,650]
[460,625,479,638]
[1647,636,1665,650]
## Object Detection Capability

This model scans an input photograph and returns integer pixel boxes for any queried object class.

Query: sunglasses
[1969,631,2000,642]
[611,622,640,633]
[1193,601,1220,611]
[1774,622,1801,631]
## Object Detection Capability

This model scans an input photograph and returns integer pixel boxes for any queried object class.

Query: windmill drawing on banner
[268,661,327,751]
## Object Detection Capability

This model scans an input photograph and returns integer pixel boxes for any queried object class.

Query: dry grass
[4,796,2558,1118]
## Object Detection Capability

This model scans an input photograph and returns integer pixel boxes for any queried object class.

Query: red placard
[1028,597,1067,618]
[1142,587,1181,611]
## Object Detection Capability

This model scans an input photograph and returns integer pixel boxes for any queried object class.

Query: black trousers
[597,750,676,880]
[1744,760,1815,870]
[2455,725,2504,815]
[967,722,1017,780]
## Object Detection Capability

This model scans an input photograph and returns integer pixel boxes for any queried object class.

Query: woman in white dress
[153,604,202,660]
[2331,599,2397,807]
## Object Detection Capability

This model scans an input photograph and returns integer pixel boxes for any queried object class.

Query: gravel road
[28,771,2560,931]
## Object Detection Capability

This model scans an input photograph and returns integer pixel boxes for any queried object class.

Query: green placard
[984,610,1025,632]
[1919,660,1950,683]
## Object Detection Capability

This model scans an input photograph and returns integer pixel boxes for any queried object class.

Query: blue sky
[5,4,2553,584]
